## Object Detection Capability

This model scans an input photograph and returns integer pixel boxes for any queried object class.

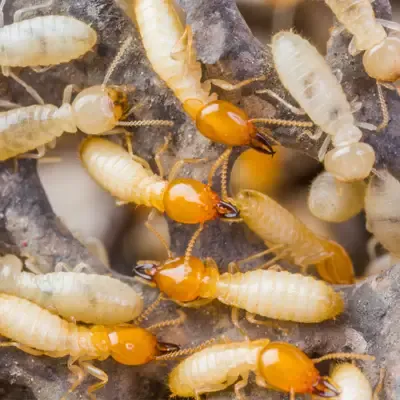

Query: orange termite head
[191,99,275,155]
[163,178,239,224]
[134,256,205,302]
[257,342,341,397]
[91,325,179,366]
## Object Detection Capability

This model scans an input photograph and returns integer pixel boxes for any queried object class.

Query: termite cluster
[0,0,396,398]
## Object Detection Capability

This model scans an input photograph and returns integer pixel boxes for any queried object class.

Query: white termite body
[168,340,269,398]
[330,363,373,400]
[0,16,97,68]
[308,171,366,222]
[365,170,400,259]
[272,31,375,182]
[0,255,143,324]
[215,269,344,322]
[133,0,216,117]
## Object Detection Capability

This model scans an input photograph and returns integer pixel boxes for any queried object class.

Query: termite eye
[363,36,400,82]
[108,326,158,365]
[196,100,253,146]
[152,256,205,302]
[164,178,221,224]
[72,85,126,134]
[258,342,320,394]
[324,142,375,182]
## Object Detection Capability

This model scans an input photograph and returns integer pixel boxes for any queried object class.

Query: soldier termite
[164,339,374,400]
[132,0,313,156]
[134,253,344,325]
[0,254,144,325]
[235,189,355,284]
[0,293,183,399]
[264,31,376,182]
[308,171,366,223]
[0,35,172,161]
[0,0,97,103]
[365,169,400,260]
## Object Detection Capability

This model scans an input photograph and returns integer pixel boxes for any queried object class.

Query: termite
[365,169,400,259]
[164,339,373,400]
[0,0,97,103]
[0,254,144,325]
[308,171,366,223]
[133,0,312,156]
[235,189,355,284]
[0,293,183,399]
[0,35,172,161]
[324,0,400,84]
[134,253,344,325]
[264,31,376,182]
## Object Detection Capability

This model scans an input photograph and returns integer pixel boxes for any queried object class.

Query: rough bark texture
[0,0,398,399]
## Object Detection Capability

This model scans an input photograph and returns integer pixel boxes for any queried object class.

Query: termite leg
[355,121,377,131]
[290,388,295,400]
[173,298,214,308]
[256,88,306,115]
[61,356,85,400]
[330,24,345,38]
[155,134,172,178]
[18,145,46,160]
[234,372,249,400]
[255,375,270,390]
[23,255,44,275]
[0,99,20,109]
[0,341,45,356]
[245,312,288,335]
[376,82,390,132]
[348,37,362,56]
[145,208,172,258]
[233,245,285,268]
[299,126,324,142]
[146,309,186,331]
[55,262,72,272]
[373,368,385,399]
[0,0,6,27]
[6,69,45,105]
[350,97,362,114]
[170,25,189,60]
[206,75,266,91]
[62,84,80,105]
[318,135,331,162]
[168,157,208,182]
[31,66,53,74]
[376,18,400,33]
[13,0,53,22]
[72,262,94,273]
[80,359,109,400]
[332,68,343,83]
[259,248,289,269]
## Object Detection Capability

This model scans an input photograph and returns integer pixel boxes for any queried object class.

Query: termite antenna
[207,148,232,191]
[376,82,390,132]
[102,36,133,88]
[145,210,173,258]
[184,224,204,267]
[117,120,174,127]
[134,293,164,326]
[371,168,387,181]
[221,155,229,201]
[312,353,375,364]
[249,118,314,128]
[154,338,216,361]
[146,310,186,331]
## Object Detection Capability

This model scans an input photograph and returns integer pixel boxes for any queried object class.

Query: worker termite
[235,189,355,284]
[0,35,172,161]
[164,339,374,400]
[0,0,97,103]
[0,293,183,399]
[365,169,400,259]
[133,0,312,155]
[134,252,344,325]
[0,254,144,325]
[266,31,376,182]
[308,171,366,223]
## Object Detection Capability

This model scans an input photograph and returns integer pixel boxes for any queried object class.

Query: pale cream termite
[235,189,355,284]
[0,36,172,161]
[134,255,344,324]
[0,294,181,399]
[0,254,143,324]
[270,31,375,182]
[0,0,97,103]
[80,137,239,224]
[165,340,372,400]
[308,171,366,223]
[324,0,400,83]
[365,170,400,259]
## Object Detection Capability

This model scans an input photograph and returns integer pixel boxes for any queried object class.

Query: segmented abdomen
[134,0,215,106]
[168,342,264,397]
[216,270,344,322]
[0,16,97,67]
[325,0,386,51]
[0,105,66,160]
[272,32,358,138]
[12,272,144,325]
[236,189,326,266]
[0,294,74,353]
[80,138,167,211]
